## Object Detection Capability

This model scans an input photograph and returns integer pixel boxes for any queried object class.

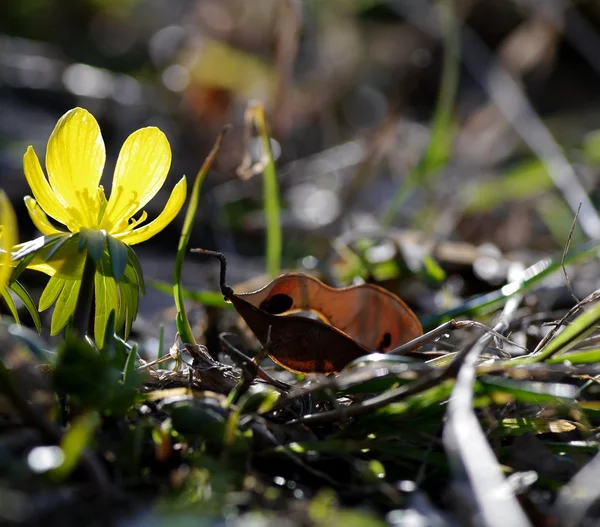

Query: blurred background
[2,0,600,334]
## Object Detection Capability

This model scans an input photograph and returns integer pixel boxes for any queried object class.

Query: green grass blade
[174,129,229,344]
[250,103,282,278]
[149,278,230,309]
[546,348,600,365]
[517,300,600,364]
[381,0,459,226]
[422,238,600,329]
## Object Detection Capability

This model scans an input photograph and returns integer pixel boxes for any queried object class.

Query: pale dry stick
[561,202,583,304]
[389,319,527,356]
[387,0,600,239]
[137,353,173,371]
[553,444,600,526]
[442,294,531,527]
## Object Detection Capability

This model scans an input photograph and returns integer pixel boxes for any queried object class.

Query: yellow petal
[24,146,74,228]
[0,191,17,289]
[116,176,186,245]
[46,108,106,228]
[101,127,171,231]
[24,196,65,236]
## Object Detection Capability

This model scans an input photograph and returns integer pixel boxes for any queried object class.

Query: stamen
[96,186,108,226]
[66,207,84,232]
[75,189,99,228]
[101,185,141,232]
[128,210,148,230]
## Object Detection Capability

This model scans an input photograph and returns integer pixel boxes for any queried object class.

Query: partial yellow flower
[23,107,187,246]
[0,191,17,290]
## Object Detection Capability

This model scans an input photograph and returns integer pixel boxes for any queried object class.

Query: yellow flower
[0,191,42,332]
[23,107,187,247]
[16,107,187,343]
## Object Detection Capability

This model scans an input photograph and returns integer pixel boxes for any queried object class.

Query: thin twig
[192,249,234,299]
[218,332,290,392]
[561,202,582,304]
[389,319,527,357]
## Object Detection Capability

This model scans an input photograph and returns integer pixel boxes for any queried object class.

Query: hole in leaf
[260,293,293,314]
[378,332,392,350]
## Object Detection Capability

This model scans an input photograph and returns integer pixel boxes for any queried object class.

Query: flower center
[100,184,143,233]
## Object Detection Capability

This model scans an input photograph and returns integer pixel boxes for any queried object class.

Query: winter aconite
[15,108,187,344]
[23,107,186,248]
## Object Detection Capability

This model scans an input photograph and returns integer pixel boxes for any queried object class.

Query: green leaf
[10,280,42,333]
[421,255,446,283]
[39,275,65,311]
[50,411,101,480]
[54,334,140,415]
[78,228,107,261]
[126,247,145,295]
[107,235,128,282]
[123,343,139,387]
[94,255,119,348]
[51,280,82,335]
[15,234,83,280]
[1,285,20,324]
[45,234,75,261]
[99,310,118,359]
[118,262,140,339]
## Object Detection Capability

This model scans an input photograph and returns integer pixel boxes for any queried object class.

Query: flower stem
[72,251,96,339]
